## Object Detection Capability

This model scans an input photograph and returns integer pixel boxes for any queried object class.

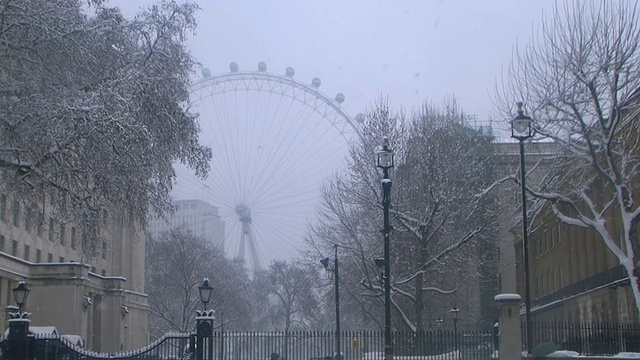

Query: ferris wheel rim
[189,68,364,142]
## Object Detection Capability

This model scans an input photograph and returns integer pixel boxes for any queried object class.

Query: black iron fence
[0,329,496,360]
[1,332,193,360]
[218,330,494,360]
[7,323,640,360]
[522,321,640,356]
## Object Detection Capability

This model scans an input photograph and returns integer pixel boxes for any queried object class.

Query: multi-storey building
[496,138,638,323]
[0,192,149,352]
[148,199,225,251]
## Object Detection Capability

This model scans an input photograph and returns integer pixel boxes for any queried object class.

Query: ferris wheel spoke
[177,65,362,276]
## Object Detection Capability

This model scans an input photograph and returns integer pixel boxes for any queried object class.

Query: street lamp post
[219,311,225,360]
[450,307,460,352]
[196,277,214,360]
[321,244,341,360]
[436,318,444,353]
[6,280,31,360]
[376,137,394,360]
[510,102,534,357]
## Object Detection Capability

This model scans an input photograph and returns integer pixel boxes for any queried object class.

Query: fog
[110,0,556,269]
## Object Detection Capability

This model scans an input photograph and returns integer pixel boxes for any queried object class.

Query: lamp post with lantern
[450,307,460,352]
[321,244,341,360]
[376,137,394,360]
[510,102,534,357]
[196,277,214,360]
[5,280,31,360]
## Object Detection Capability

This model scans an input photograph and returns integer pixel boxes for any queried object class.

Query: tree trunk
[415,271,424,333]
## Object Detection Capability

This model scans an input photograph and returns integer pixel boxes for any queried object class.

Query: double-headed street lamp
[376,137,394,360]
[510,102,534,357]
[321,244,341,360]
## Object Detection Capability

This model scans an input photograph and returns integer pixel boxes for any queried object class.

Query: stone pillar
[495,294,522,360]
[195,310,215,360]
[5,312,31,360]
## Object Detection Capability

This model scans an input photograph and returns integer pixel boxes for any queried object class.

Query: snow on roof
[2,325,58,338]
[29,326,58,335]
[494,293,521,302]
[61,334,84,347]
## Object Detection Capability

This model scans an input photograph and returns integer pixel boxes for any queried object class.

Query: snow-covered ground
[547,351,640,358]
[363,350,640,359]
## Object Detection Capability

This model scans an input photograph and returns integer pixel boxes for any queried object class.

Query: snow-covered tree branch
[495,1,640,314]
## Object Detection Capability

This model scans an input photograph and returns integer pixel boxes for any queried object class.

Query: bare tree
[0,0,211,252]
[495,1,640,314]
[308,100,498,333]
[259,260,321,332]
[146,226,253,337]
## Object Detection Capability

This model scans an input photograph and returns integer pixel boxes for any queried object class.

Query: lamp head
[12,280,30,309]
[320,258,330,270]
[198,276,213,305]
[376,137,394,170]
[510,102,533,140]
[450,306,460,316]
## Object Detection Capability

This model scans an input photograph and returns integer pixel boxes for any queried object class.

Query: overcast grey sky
[113,0,555,123]
[111,0,557,265]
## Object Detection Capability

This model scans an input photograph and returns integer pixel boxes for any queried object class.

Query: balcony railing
[533,265,628,308]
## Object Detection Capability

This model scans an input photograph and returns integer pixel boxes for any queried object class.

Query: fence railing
[5,322,638,359]
[522,321,640,356]
[218,330,494,360]
[1,329,495,360]
[1,332,192,360]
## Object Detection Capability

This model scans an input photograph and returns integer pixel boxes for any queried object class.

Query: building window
[59,256,64,263]
[102,209,109,226]
[59,223,66,245]
[0,194,6,222]
[102,240,107,259]
[36,213,43,237]
[36,249,42,263]
[91,266,96,273]
[71,227,77,249]
[537,238,542,258]
[47,253,53,262]
[48,218,55,242]
[12,201,20,227]
[23,245,30,261]
[24,206,32,233]
[11,240,18,256]
[0,235,4,252]
[101,269,106,276]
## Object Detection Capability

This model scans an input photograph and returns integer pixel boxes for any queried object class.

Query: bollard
[495,294,522,360]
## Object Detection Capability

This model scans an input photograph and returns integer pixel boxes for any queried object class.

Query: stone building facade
[0,192,148,352]
[496,140,638,323]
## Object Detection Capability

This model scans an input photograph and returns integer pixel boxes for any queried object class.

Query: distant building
[148,199,225,251]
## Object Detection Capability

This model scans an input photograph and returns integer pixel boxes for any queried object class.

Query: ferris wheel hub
[235,204,252,223]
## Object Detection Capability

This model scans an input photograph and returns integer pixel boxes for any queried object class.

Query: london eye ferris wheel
[172,62,364,275]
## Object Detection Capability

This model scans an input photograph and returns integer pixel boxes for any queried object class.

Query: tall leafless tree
[0,0,211,253]
[308,100,498,333]
[146,226,254,338]
[495,1,640,314]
